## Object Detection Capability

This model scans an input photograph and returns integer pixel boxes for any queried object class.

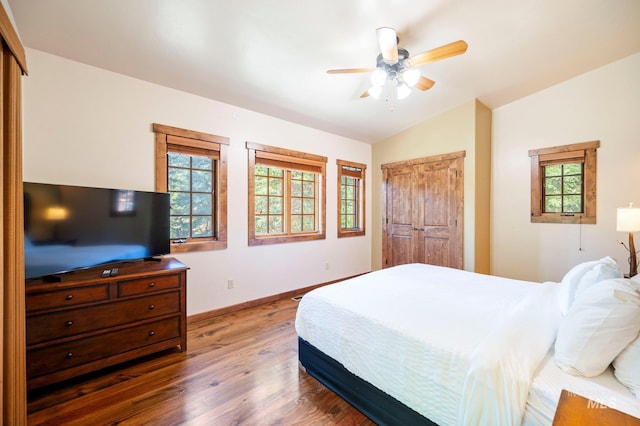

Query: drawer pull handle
[66,352,73,359]
[149,331,155,337]
[65,321,73,327]
[149,304,155,310]
[65,294,73,300]
[148,282,155,288]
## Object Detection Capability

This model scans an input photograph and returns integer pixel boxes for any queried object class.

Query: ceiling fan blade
[415,76,435,91]
[406,40,468,68]
[327,68,374,74]
[377,27,398,64]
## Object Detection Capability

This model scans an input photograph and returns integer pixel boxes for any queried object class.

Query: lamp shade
[617,203,640,232]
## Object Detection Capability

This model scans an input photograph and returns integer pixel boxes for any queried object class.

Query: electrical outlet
[227,279,234,289]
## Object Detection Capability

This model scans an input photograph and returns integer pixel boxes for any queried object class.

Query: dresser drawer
[27,316,181,379]
[27,291,181,345]
[26,284,109,312]
[118,274,181,297]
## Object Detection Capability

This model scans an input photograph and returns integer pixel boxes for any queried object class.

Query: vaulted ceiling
[8,0,640,143]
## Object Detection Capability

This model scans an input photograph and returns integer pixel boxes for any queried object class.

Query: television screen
[24,182,170,280]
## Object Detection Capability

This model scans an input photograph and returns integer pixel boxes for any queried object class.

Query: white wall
[492,53,640,282]
[22,48,372,316]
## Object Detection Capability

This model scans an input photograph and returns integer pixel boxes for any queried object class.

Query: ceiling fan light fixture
[396,82,412,100]
[376,27,398,64]
[371,69,387,87]
[401,67,420,87]
[368,86,383,99]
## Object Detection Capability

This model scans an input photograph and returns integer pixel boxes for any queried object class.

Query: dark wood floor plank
[27,298,374,425]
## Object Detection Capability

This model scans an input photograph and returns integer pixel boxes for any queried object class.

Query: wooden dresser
[26,257,188,390]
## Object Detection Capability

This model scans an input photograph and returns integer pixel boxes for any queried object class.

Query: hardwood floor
[27,298,375,425]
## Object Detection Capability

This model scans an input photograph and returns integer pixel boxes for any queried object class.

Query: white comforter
[295,263,561,425]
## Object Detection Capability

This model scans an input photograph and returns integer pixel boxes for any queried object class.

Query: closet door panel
[383,166,415,267]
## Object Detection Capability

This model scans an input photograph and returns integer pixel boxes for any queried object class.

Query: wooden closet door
[415,157,464,269]
[382,165,416,267]
[382,152,464,269]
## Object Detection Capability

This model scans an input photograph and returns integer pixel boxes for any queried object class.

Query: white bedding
[295,263,561,425]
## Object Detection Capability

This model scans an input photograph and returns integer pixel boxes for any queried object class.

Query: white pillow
[557,257,622,316]
[614,334,640,398]
[631,273,640,285]
[555,277,640,377]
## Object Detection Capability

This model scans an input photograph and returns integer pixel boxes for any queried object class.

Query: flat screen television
[24,182,170,280]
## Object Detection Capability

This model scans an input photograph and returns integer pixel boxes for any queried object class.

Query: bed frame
[298,337,437,425]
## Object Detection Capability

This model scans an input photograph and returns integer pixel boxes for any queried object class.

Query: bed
[295,261,640,425]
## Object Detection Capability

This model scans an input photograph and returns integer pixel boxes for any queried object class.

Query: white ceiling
[8,0,640,143]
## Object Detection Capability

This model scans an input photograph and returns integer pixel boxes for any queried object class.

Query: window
[337,159,366,238]
[529,141,599,224]
[247,142,326,245]
[154,123,229,252]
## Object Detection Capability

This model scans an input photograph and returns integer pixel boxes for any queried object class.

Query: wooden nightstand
[553,389,640,425]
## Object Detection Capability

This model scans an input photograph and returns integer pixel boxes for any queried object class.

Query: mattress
[524,349,640,425]
[295,263,561,425]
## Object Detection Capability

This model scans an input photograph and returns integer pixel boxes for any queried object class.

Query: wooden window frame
[529,141,599,224]
[337,159,366,238]
[154,123,229,252]
[247,142,327,246]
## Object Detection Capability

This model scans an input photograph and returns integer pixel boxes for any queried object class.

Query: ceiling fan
[327,27,468,100]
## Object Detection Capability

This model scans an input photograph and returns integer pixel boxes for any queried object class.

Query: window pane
[192,156,212,170]
[291,215,302,232]
[545,177,562,195]
[291,170,302,179]
[168,152,217,240]
[563,175,582,195]
[345,200,355,214]
[303,216,315,231]
[303,173,315,181]
[192,193,212,215]
[344,185,355,199]
[170,216,190,239]
[168,168,190,191]
[269,216,283,233]
[344,215,355,229]
[192,170,212,192]
[564,195,582,213]
[269,178,283,195]
[255,196,268,214]
[171,192,190,215]
[303,181,314,197]
[255,176,268,195]
[192,216,212,237]
[269,197,283,214]
[545,196,562,213]
[255,215,268,234]
[563,163,582,175]
[291,180,302,197]
[303,199,314,214]
[545,164,562,177]
[168,153,190,167]
[291,198,302,214]
[255,165,269,176]
[269,168,283,177]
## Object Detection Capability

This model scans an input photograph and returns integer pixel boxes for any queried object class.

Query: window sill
[531,214,595,224]
[249,232,326,246]
[170,240,227,253]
